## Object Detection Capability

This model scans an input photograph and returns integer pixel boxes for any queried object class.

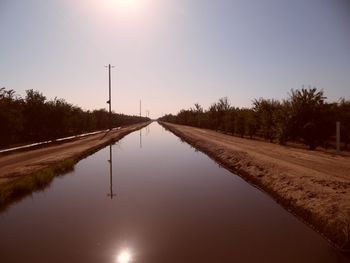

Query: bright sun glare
[117,249,132,263]
[111,0,140,8]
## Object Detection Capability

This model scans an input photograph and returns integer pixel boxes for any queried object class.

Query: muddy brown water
[0,122,348,263]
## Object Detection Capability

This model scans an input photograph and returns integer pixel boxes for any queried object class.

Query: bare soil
[161,122,350,251]
[0,122,150,185]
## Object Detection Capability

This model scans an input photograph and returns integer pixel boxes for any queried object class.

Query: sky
[1,0,350,118]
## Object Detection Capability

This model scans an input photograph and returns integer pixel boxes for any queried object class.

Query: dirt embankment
[0,122,151,185]
[161,122,350,251]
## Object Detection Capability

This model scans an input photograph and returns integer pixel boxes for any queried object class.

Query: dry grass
[0,159,75,212]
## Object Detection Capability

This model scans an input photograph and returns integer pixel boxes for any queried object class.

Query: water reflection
[107,144,116,199]
[116,249,133,263]
[145,124,150,136]
[139,130,142,149]
[0,122,348,263]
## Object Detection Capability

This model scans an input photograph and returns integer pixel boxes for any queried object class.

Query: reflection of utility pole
[139,130,141,148]
[107,145,116,199]
[105,64,115,130]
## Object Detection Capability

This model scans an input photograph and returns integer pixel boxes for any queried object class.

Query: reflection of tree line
[0,88,150,149]
[160,88,350,150]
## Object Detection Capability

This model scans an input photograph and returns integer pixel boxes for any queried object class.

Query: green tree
[337,99,350,150]
[0,88,24,146]
[253,98,280,142]
[289,88,328,150]
[23,89,48,141]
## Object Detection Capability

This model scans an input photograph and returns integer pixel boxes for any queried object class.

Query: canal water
[0,122,347,263]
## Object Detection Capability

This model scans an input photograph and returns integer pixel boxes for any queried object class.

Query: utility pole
[105,64,114,130]
[139,100,142,117]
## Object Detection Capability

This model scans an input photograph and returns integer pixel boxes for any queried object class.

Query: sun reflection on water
[116,249,132,263]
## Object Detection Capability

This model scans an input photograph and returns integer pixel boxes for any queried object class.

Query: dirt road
[161,122,350,251]
[0,122,150,185]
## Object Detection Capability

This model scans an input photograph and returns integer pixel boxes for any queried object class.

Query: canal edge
[0,121,152,213]
[159,121,350,255]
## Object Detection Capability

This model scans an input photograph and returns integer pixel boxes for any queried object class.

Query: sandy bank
[161,122,350,251]
[0,122,151,185]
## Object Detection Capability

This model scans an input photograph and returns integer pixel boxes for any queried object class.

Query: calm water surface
[0,122,348,263]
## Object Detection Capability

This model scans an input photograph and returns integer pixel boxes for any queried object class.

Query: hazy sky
[1,0,350,118]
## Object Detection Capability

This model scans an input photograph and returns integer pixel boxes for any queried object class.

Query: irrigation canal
[0,122,347,263]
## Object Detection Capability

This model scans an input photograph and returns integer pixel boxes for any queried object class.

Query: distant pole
[105,64,114,130]
[336,121,341,155]
[139,100,142,117]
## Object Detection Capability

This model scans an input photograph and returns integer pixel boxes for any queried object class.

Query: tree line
[0,88,150,149]
[159,88,350,150]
